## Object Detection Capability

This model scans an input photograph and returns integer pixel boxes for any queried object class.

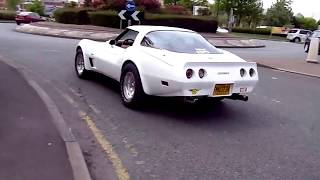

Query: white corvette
[75,26,258,108]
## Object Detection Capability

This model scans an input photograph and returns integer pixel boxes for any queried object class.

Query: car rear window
[141,30,221,54]
[289,30,298,33]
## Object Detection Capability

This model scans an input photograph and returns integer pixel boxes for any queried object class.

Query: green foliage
[6,0,20,10]
[265,0,293,26]
[0,10,16,20]
[54,8,91,24]
[53,8,218,32]
[84,0,92,7]
[26,0,44,16]
[294,16,318,30]
[88,11,120,28]
[144,13,218,32]
[232,27,271,35]
[64,1,77,8]
[218,0,263,27]
[155,5,191,15]
[163,0,208,10]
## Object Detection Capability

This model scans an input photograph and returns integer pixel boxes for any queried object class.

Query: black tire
[16,22,20,25]
[293,37,301,43]
[75,48,89,79]
[304,43,309,53]
[120,63,145,108]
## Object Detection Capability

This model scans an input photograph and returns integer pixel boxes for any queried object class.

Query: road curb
[257,63,320,78]
[217,45,266,48]
[0,58,92,180]
[14,28,106,41]
[15,25,265,48]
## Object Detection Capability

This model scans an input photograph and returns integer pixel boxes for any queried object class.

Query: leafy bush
[88,11,120,28]
[54,8,91,24]
[0,10,16,20]
[231,27,287,37]
[156,5,191,15]
[144,13,218,32]
[64,1,78,8]
[232,27,271,35]
[26,0,44,16]
[139,0,161,11]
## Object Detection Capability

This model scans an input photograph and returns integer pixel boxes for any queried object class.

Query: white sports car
[75,26,258,108]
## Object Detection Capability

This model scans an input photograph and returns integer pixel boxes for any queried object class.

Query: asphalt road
[227,39,307,62]
[1,23,320,180]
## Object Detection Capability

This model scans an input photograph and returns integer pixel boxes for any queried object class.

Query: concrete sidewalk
[15,22,265,48]
[0,61,74,180]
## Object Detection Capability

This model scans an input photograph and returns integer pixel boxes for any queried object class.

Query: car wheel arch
[75,46,91,70]
[121,60,150,95]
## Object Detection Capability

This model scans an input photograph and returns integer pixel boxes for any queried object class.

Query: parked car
[15,12,45,25]
[286,29,312,43]
[304,30,320,54]
[217,27,229,33]
[75,26,259,108]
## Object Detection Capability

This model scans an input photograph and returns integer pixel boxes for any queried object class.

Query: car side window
[300,30,309,35]
[116,29,138,42]
[114,29,139,48]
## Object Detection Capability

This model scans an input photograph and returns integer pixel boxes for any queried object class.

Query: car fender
[77,39,97,71]
[121,47,179,95]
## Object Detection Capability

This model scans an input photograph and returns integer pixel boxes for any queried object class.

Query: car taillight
[198,69,206,78]
[249,68,256,77]
[186,69,194,79]
[240,68,246,77]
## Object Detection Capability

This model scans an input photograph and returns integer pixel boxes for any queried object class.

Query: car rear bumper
[145,78,258,97]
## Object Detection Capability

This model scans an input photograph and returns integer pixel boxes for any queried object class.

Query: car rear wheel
[120,63,145,108]
[75,48,89,79]
[293,37,301,43]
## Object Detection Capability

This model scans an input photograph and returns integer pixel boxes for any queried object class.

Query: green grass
[231,32,287,41]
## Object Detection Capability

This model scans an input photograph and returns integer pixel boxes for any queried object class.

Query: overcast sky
[263,0,320,20]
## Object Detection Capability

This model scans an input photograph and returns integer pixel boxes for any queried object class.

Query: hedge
[0,10,16,20]
[54,8,218,33]
[88,11,120,28]
[232,27,271,35]
[54,8,91,24]
[143,13,218,33]
[232,27,287,37]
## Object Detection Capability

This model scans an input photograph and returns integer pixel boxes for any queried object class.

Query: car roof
[290,28,310,31]
[128,25,194,34]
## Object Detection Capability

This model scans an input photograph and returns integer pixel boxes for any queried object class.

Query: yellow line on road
[79,111,130,180]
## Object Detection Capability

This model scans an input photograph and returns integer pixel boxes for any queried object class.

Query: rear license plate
[213,84,231,96]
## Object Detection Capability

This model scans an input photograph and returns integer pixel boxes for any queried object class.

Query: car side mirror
[109,40,116,45]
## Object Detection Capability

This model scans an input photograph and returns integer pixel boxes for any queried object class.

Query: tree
[84,0,92,7]
[27,0,44,16]
[6,0,20,10]
[218,0,263,27]
[265,0,293,26]
[318,20,320,25]
[293,16,318,30]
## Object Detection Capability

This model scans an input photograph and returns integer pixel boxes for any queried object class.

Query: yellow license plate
[213,84,231,96]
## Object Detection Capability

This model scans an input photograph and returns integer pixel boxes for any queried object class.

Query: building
[0,0,6,9]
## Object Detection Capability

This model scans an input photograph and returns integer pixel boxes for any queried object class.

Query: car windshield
[312,31,320,38]
[141,30,221,54]
[289,30,298,33]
